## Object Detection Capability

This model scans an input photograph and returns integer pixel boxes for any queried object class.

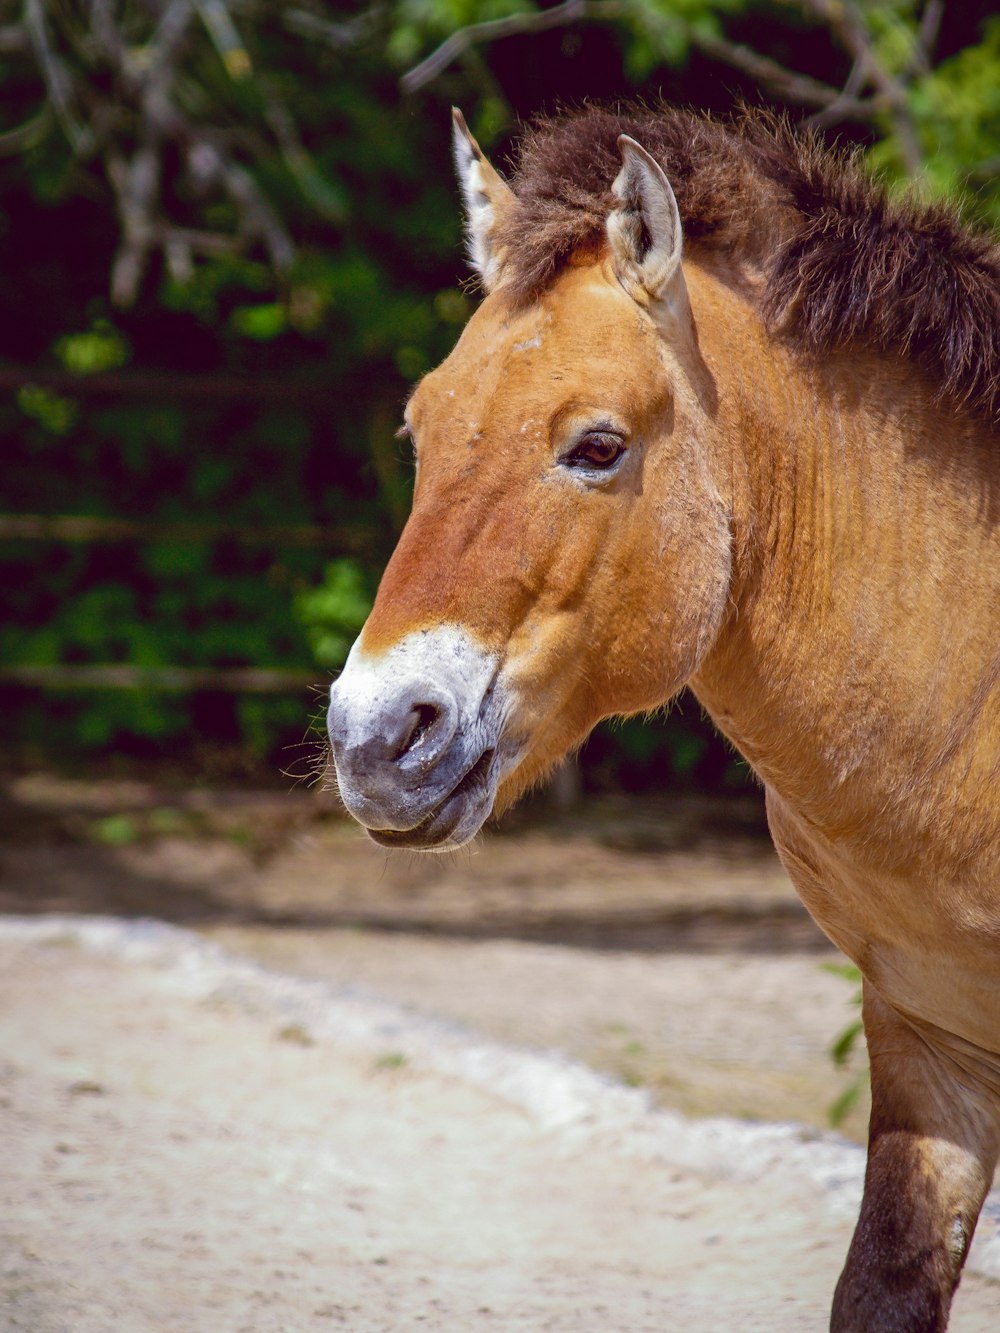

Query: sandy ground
[2,778,999,1329]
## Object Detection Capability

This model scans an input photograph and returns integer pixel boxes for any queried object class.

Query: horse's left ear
[452,108,515,292]
[607,135,685,308]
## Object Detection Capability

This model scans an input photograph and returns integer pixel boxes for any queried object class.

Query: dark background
[1,1,996,795]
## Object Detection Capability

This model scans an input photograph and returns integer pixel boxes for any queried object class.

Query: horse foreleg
[830,982,999,1333]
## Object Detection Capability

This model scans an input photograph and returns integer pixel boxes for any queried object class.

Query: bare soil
[1,775,998,1330]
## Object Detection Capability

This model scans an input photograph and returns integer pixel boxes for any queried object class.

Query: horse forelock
[492,104,1000,424]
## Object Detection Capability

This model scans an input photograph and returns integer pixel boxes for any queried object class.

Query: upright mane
[492,105,1000,424]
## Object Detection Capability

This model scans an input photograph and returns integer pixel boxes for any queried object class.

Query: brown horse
[327,105,1000,1331]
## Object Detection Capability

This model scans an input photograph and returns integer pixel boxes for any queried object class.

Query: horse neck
[686,263,1000,857]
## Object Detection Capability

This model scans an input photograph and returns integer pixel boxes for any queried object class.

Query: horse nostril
[395,703,441,760]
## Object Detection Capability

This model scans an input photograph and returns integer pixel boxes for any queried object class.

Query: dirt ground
[2,775,998,1330]
[0,775,865,1137]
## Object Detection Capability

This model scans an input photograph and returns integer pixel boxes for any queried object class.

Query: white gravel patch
[4,912,998,1285]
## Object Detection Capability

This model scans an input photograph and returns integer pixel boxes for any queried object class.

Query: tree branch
[22,0,89,152]
[84,0,295,304]
[803,56,866,130]
[401,0,881,123]
[0,103,51,154]
[401,0,626,94]
[804,0,923,172]
[192,0,252,81]
[283,6,383,51]
[914,0,944,74]
[692,30,872,118]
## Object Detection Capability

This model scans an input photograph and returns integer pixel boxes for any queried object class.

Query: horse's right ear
[452,108,514,292]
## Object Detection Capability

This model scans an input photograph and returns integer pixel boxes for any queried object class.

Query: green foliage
[905,18,1000,225]
[16,385,78,435]
[621,0,746,78]
[821,962,868,1128]
[229,303,288,341]
[2,1,999,773]
[55,322,130,375]
[294,559,374,669]
[90,814,141,847]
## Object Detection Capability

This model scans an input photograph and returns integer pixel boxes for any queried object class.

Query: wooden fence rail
[0,365,330,404]
[0,665,324,693]
[0,513,380,552]
[1,511,353,694]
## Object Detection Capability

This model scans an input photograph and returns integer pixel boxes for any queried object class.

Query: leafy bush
[822,962,868,1128]
[3,2,998,778]
[294,559,374,669]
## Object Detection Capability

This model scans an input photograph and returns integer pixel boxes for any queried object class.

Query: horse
[326,104,1000,1332]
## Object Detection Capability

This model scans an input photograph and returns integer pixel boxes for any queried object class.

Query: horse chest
[766,787,1000,1058]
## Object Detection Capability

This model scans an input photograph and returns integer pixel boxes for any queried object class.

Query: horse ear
[452,108,514,292]
[607,135,685,306]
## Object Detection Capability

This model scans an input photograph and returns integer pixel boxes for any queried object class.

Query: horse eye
[395,424,416,460]
[564,433,625,470]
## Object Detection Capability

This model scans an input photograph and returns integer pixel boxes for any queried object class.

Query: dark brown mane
[492,105,1000,423]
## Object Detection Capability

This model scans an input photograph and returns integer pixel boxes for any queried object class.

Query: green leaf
[820,962,862,983]
[17,384,78,435]
[91,814,140,846]
[830,1018,864,1068]
[144,542,209,579]
[294,559,373,669]
[54,322,129,375]
[229,302,288,340]
[828,1078,864,1129]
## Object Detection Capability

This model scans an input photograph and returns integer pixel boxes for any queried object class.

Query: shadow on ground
[0,775,828,954]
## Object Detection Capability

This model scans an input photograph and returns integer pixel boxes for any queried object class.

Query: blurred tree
[4,3,999,304]
[1,1,997,780]
[396,1,1000,223]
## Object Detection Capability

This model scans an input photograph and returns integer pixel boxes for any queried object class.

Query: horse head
[328,113,731,849]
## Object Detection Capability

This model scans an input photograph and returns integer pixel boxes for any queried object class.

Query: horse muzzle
[327,626,504,850]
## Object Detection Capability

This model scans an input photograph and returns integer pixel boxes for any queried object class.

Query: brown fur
[492,105,1000,423]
